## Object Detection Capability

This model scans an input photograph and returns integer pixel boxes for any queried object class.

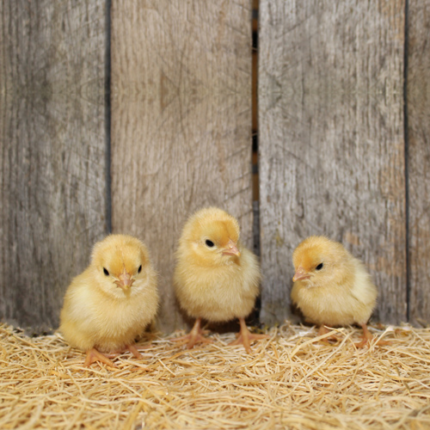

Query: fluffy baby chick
[173,207,268,353]
[291,236,379,348]
[60,234,158,367]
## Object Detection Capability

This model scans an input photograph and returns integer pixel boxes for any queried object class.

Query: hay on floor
[0,322,429,429]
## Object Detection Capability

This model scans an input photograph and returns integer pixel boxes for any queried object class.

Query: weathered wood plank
[0,1,108,332]
[111,1,253,332]
[259,1,406,325]
[407,0,430,325]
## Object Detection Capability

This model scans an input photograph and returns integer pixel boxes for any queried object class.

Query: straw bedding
[1,322,429,429]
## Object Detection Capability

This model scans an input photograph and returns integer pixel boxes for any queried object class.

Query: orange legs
[354,324,391,348]
[353,324,373,348]
[106,344,149,359]
[318,325,342,343]
[229,318,270,353]
[318,324,391,348]
[171,318,213,349]
[84,344,146,368]
[171,318,270,353]
[84,348,116,368]
[126,344,143,359]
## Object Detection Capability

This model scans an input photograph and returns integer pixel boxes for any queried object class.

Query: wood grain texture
[111,1,253,332]
[259,1,406,325]
[0,1,107,332]
[407,1,430,325]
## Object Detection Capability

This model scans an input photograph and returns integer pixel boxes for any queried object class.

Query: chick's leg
[126,344,143,359]
[354,324,373,348]
[84,348,116,368]
[318,325,329,336]
[171,318,213,349]
[229,318,270,354]
[106,343,149,359]
[318,325,341,343]
[354,324,391,348]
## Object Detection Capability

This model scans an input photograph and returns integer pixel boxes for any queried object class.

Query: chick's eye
[103,268,109,276]
[138,265,142,273]
[205,239,215,248]
[315,263,323,271]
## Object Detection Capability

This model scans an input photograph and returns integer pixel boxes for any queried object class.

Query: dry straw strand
[0,323,430,429]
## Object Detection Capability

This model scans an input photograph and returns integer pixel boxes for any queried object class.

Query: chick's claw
[84,348,117,368]
[127,344,144,359]
[171,318,213,349]
[354,324,391,348]
[318,325,342,343]
[186,333,213,349]
[106,344,147,359]
[229,318,270,354]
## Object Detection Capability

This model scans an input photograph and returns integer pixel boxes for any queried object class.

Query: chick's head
[179,207,241,267]
[91,235,151,297]
[292,236,351,287]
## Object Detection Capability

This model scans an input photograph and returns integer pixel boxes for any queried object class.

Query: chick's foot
[126,344,144,359]
[229,318,270,353]
[84,348,117,368]
[105,344,148,359]
[318,325,342,344]
[171,318,213,349]
[354,324,391,348]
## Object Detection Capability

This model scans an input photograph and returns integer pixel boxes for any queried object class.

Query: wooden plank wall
[1,1,429,332]
[0,1,108,332]
[407,0,430,325]
[111,1,253,332]
[259,1,407,325]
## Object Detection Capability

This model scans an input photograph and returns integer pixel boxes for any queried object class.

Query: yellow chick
[291,236,379,348]
[60,234,159,367]
[173,207,268,353]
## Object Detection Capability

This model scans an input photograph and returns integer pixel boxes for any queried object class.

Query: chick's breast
[174,245,260,323]
[291,257,377,327]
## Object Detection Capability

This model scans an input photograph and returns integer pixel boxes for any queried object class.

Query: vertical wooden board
[0,1,107,332]
[408,1,430,325]
[111,1,253,332]
[259,1,406,325]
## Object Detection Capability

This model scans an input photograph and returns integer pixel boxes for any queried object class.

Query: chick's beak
[114,269,134,290]
[222,239,240,257]
[292,267,311,282]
